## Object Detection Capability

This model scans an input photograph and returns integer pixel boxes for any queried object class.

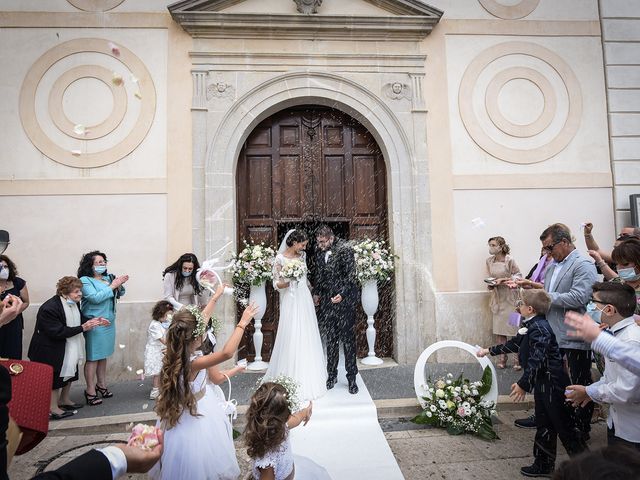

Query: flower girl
[150,284,259,480]
[144,300,173,400]
[245,382,332,480]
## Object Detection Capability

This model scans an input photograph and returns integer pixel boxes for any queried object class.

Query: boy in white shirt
[566,282,640,450]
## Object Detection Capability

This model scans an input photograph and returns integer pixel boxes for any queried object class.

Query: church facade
[1,0,637,375]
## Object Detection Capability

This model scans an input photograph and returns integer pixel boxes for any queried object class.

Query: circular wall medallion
[19,38,156,168]
[458,41,582,164]
[48,65,127,140]
[413,340,499,408]
[485,67,556,138]
[478,0,540,19]
[67,0,125,12]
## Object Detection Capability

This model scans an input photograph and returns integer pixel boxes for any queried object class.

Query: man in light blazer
[516,223,597,439]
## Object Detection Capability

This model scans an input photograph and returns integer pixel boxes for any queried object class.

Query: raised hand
[564,311,601,343]
[583,222,593,235]
[239,302,260,328]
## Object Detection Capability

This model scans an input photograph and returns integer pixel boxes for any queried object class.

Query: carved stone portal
[384,81,411,101]
[206,82,234,100]
[293,0,322,14]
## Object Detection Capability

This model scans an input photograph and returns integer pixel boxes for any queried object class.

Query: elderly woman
[28,277,109,419]
[162,253,208,309]
[486,236,522,370]
[78,250,128,406]
[0,255,30,359]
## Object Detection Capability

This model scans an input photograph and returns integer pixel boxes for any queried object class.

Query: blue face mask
[65,298,76,305]
[181,270,192,277]
[618,267,640,282]
[94,266,107,275]
[586,301,603,324]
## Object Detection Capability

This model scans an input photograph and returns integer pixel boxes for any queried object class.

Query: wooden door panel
[237,106,391,361]
[324,155,346,217]
[353,155,377,216]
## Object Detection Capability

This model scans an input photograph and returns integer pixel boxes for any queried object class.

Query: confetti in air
[71,149,81,156]
[126,422,134,431]
[136,369,144,375]
[134,91,142,100]
[126,366,133,372]
[130,75,139,84]
[108,42,120,57]
[112,73,124,86]
[471,217,486,229]
[142,403,149,410]
[119,344,126,349]
[73,124,86,136]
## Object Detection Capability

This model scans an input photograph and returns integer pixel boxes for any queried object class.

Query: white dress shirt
[592,330,640,377]
[586,317,640,443]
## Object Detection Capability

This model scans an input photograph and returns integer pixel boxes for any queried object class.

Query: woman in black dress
[28,277,109,419]
[0,255,30,359]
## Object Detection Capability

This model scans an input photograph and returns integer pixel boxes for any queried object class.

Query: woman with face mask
[28,276,109,419]
[0,255,30,359]
[486,237,523,370]
[162,253,207,310]
[611,237,640,321]
[77,250,128,406]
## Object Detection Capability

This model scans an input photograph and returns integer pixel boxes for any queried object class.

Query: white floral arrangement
[280,259,307,282]
[411,368,498,440]
[352,239,396,284]
[229,243,276,287]
[259,374,301,413]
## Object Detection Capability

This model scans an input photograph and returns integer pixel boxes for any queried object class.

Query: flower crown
[182,305,207,338]
[182,304,222,339]
[258,374,301,413]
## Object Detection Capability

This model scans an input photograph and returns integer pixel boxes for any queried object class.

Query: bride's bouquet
[229,242,276,287]
[353,239,396,284]
[411,368,498,440]
[280,259,306,282]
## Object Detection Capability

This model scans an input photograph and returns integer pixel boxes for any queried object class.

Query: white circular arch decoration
[204,70,425,362]
[414,340,499,408]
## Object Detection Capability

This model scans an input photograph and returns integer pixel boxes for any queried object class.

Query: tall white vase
[360,279,383,366]
[247,281,269,371]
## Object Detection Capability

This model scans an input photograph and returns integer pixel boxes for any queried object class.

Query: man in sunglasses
[515,224,597,438]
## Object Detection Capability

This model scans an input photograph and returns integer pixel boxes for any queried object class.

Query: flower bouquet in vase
[352,239,396,365]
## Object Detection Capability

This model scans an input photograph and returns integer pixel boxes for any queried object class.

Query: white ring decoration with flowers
[414,340,499,409]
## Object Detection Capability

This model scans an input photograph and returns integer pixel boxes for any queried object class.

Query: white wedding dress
[264,251,328,401]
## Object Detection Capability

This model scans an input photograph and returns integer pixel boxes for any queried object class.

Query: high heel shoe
[84,390,103,406]
[95,385,113,398]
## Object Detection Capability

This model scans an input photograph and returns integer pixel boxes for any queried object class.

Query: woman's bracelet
[236,324,245,331]
[596,261,606,268]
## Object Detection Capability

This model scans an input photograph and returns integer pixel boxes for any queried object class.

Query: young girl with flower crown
[150,283,259,480]
[245,382,331,480]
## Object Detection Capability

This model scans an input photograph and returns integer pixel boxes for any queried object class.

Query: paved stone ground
[8,409,608,480]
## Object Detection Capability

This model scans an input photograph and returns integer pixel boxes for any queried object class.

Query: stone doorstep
[48,395,533,434]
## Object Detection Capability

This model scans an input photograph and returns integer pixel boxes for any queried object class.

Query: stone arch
[202,70,430,362]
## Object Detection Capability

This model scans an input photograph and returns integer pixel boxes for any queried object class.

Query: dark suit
[28,296,87,390]
[313,238,359,381]
[1,365,9,480]
[490,315,586,468]
[31,449,113,480]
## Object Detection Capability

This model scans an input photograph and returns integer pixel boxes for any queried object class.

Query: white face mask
[488,246,501,255]
[0,268,8,280]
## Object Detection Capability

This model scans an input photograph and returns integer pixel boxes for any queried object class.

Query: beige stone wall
[600,0,640,229]
[0,1,193,379]
[424,0,615,358]
[0,0,620,372]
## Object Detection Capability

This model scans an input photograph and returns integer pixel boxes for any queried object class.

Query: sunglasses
[542,240,563,253]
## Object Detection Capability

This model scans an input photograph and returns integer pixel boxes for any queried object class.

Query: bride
[264,229,327,401]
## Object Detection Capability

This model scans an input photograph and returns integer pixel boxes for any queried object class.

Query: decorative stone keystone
[293,0,322,14]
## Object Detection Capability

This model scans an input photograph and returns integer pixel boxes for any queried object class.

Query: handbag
[0,358,53,455]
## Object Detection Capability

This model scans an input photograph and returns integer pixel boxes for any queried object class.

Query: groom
[312,225,359,394]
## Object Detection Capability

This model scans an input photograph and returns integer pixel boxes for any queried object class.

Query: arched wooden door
[236,106,392,360]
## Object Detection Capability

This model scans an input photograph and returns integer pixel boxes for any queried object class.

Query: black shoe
[49,411,75,420]
[59,403,83,411]
[326,378,337,390]
[515,414,536,429]
[520,464,553,477]
[348,379,359,395]
[95,385,113,398]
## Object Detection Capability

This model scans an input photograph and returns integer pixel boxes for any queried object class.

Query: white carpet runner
[289,367,404,480]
